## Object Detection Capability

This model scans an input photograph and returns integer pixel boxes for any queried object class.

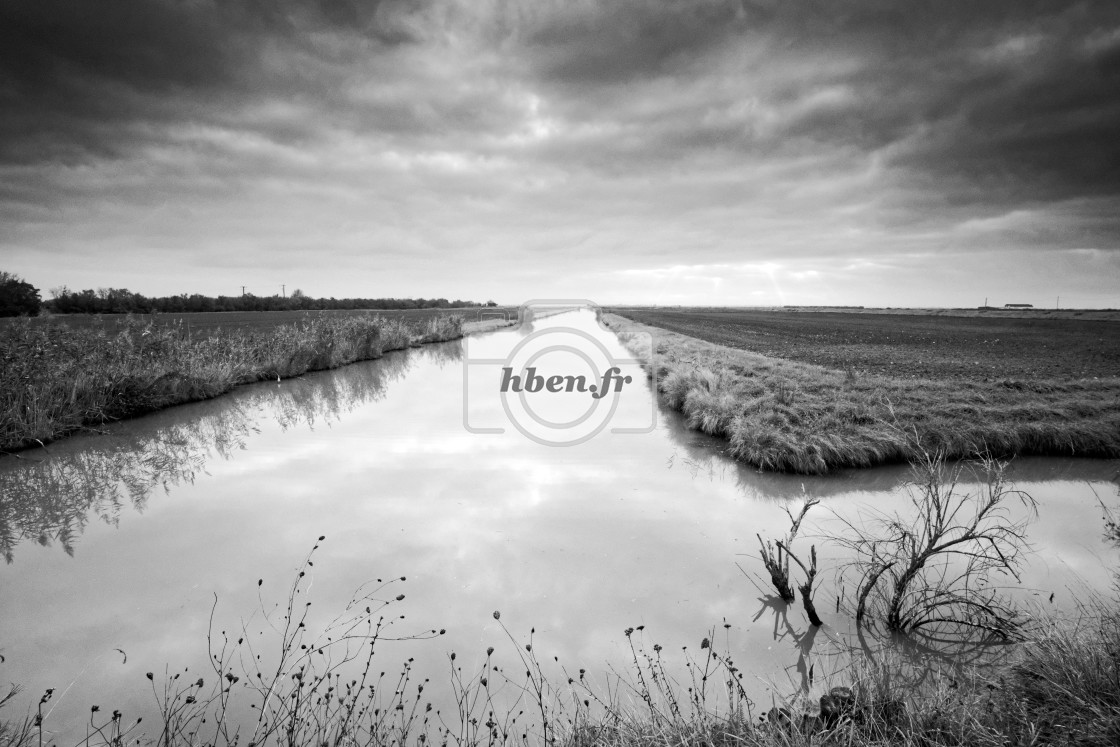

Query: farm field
[610,307,1120,380]
[761,306,1119,321]
[4,307,512,336]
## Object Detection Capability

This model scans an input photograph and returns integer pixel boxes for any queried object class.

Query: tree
[0,271,41,317]
[289,288,311,310]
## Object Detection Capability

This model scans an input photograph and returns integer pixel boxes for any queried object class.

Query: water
[1,310,1117,740]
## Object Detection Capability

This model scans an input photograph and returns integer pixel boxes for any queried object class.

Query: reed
[0,313,463,452]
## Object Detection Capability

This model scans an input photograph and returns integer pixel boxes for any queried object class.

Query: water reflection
[0,344,461,562]
[745,590,822,694]
[663,416,1120,502]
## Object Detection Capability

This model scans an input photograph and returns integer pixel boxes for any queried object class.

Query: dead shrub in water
[756,496,824,626]
[836,448,1037,641]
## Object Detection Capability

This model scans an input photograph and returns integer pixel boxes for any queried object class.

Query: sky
[2,0,1119,308]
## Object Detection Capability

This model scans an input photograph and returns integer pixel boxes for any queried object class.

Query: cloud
[520,0,749,85]
[0,0,1117,304]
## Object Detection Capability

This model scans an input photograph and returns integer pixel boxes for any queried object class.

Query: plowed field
[612,308,1120,380]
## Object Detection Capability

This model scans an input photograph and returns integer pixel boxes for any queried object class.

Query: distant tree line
[38,286,498,315]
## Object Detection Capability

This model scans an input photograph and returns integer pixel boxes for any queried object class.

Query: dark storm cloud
[2,0,1118,305]
[6,0,1118,199]
[512,0,1120,219]
[0,1,226,163]
[0,0,427,165]
[524,0,749,84]
[851,2,1120,209]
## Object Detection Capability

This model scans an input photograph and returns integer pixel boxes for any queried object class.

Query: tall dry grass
[0,313,462,452]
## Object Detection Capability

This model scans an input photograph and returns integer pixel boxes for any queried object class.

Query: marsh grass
[605,315,1120,474]
[0,314,462,452]
[839,604,1120,747]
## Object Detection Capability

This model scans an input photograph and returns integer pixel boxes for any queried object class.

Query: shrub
[0,272,41,317]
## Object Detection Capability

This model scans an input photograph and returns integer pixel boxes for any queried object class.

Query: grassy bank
[605,314,1120,473]
[0,313,462,452]
[3,547,1116,747]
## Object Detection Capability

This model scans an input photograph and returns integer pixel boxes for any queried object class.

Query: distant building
[1004,303,1033,308]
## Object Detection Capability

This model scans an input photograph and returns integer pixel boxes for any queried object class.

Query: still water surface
[1,310,1117,738]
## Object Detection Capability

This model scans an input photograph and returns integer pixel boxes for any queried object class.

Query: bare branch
[832,446,1035,641]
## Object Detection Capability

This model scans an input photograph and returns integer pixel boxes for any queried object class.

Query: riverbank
[461,316,518,334]
[630,607,1118,746]
[5,568,1115,747]
[0,312,463,452]
[604,314,1120,473]
[566,607,1120,747]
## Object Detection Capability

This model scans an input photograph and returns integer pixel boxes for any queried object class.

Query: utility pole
[281,284,286,298]
[1056,296,1060,310]
[241,286,246,297]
